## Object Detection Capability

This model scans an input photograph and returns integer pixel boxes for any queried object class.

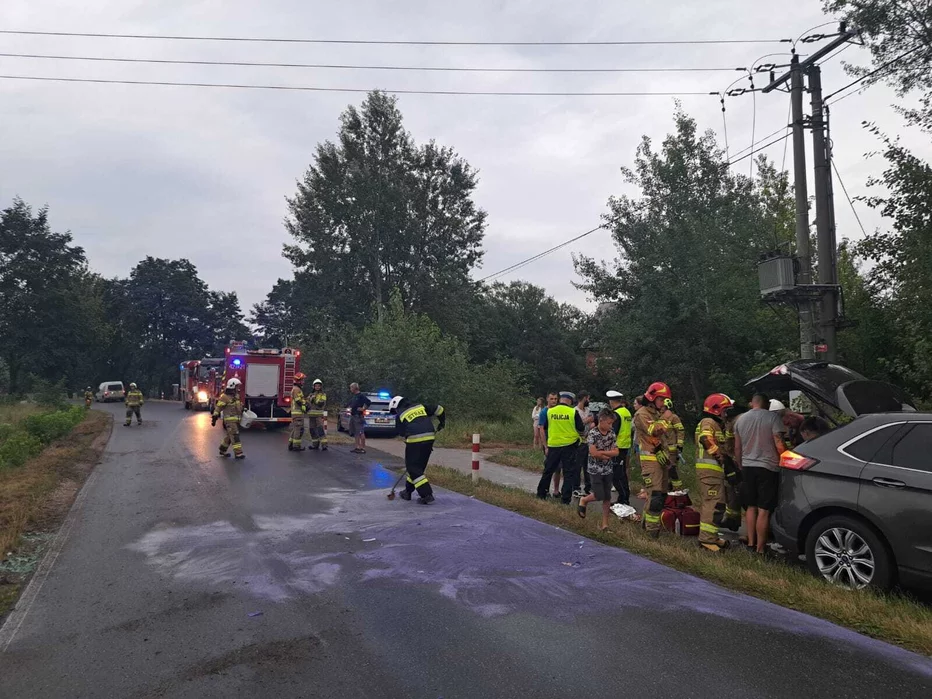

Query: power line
[0,74,714,96]
[728,123,787,161]
[0,52,744,74]
[726,131,791,167]
[0,29,792,47]
[477,225,604,283]
[831,159,868,238]
[824,45,923,103]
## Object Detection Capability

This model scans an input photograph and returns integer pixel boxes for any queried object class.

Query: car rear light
[364,409,370,416]
[780,450,819,471]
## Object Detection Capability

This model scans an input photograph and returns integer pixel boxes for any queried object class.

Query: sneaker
[418,494,436,505]
[235,454,246,460]
[398,491,412,501]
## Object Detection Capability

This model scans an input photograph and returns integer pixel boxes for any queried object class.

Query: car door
[858,422,932,575]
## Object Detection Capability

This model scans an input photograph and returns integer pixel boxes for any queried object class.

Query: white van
[96,381,126,402]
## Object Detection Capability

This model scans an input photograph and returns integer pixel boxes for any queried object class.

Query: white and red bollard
[472,433,480,483]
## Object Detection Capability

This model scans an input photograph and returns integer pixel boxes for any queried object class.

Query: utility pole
[790,54,814,360]
[808,65,838,361]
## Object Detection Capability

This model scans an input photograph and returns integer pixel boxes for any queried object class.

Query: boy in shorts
[578,409,620,531]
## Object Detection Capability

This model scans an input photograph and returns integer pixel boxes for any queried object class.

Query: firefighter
[84,387,94,409]
[661,398,686,489]
[307,379,328,451]
[213,378,245,459]
[288,372,308,451]
[124,383,144,426]
[634,382,671,537]
[695,393,734,552]
[719,400,745,532]
[389,395,446,504]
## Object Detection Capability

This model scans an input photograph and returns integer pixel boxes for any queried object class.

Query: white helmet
[226,378,242,390]
[312,378,323,387]
[769,399,786,412]
[389,395,404,412]
[130,382,137,389]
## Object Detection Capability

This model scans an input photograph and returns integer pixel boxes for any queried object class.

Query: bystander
[348,383,371,454]
[574,391,594,496]
[532,397,544,448]
[799,415,832,442]
[577,409,619,531]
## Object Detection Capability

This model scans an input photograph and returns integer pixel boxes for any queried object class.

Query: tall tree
[574,111,796,407]
[283,91,486,326]
[825,0,932,129]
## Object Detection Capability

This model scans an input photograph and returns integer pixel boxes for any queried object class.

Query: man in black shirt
[348,382,371,454]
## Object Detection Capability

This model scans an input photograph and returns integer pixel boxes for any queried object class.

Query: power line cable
[726,131,790,167]
[728,123,787,161]
[477,225,604,283]
[0,74,712,96]
[0,52,744,74]
[831,159,868,238]
[0,29,792,46]
[824,45,923,103]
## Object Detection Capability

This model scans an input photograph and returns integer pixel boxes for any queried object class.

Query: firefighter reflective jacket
[308,391,327,417]
[695,416,726,469]
[126,390,144,407]
[291,385,307,415]
[634,405,664,457]
[660,408,685,455]
[396,403,445,444]
[214,393,244,423]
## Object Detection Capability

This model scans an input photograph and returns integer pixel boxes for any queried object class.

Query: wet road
[1,401,931,698]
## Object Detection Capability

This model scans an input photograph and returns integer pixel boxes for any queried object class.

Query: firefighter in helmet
[288,372,307,451]
[390,395,446,504]
[719,400,745,532]
[84,386,94,409]
[660,398,685,489]
[308,379,328,451]
[213,378,245,459]
[124,383,144,426]
[695,393,734,551]
[634,382,671,537]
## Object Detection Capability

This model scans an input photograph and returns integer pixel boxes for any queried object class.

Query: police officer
[634,382,671,537]
[390,395,446,504]
[308,379,328,451]
[288,372,307,451]
[695,393,733,552]
[124,383,144,426]
[536,391,585,504]
[213,378,246,459]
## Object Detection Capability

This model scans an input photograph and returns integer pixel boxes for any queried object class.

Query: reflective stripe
[223,416,240,422]
[406,475,415,483]
[695,460,723,472]
[400,405,428,422]
[643,512,660,523]
[434,405,444,416]
[725,507,739,516]
[700,522,719,534]
[641,453,658,462]
[405,434,435,444]
[413,476,429,488]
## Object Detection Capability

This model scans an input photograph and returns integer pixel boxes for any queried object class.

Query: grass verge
[427,465,932,656]
[487,448,544,473]
[0,409,112,616]
[433,415,532,449]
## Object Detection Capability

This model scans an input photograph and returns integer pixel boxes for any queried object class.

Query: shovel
[387,471,408,500]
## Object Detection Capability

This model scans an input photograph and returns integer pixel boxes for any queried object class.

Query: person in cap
[606,390,633,507]
[536,391,586,504]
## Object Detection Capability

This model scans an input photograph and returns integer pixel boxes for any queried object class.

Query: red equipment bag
[661,491,700,536]
[664,493,692,509]
[678,508,700,536]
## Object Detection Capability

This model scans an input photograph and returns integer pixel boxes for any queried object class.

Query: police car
[337,390,398,436]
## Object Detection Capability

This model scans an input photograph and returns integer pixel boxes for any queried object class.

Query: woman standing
[531,397,544,448]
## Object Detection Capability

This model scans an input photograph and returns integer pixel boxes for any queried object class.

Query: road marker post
[472,433,480,483]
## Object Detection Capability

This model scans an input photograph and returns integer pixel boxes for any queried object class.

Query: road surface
[1,401,931,698]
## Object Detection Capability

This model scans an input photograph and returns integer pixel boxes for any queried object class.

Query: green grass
[433,413,534,448]
[426,465,932,656]
[486,448,544,473]
[0,402,43,430]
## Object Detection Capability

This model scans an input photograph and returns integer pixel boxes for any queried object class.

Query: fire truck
[219,341,301,427]
[180,358,225,410]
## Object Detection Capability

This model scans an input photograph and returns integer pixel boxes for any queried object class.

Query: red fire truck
[219,341,301,427]
[180,358,225,410]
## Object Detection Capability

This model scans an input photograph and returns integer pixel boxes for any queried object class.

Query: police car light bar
[378,391,391,399]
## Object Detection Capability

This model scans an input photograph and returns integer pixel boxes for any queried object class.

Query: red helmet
[294,372,306,383]
[644,382,672,401]
[703,393,734,417]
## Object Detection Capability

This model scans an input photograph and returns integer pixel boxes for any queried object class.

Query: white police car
[337,390,397,435]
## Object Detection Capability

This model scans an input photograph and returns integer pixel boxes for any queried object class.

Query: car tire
[336,420,345,433]
[805,515,894,591]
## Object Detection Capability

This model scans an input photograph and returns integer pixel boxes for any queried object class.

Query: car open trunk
[745,360,915,420]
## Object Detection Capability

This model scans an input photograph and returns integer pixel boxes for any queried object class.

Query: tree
[824,1,932,129]
[283,91,486,327]
[0,198,90,391]
[574,110,796,407]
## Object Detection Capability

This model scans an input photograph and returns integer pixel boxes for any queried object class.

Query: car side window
[889,425,932,473]
[844,424,906,462]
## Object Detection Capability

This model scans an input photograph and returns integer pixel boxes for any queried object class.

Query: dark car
[746,361,930,591]
[336,391,397,436]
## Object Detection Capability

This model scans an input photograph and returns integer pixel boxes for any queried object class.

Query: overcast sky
[2,0,929,315]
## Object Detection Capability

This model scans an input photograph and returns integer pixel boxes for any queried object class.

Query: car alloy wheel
[813,527,875,589]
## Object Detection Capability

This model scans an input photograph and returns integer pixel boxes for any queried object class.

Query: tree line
[4,1,931,415]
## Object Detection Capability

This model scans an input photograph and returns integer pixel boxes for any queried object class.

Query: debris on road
[247,611,264,617]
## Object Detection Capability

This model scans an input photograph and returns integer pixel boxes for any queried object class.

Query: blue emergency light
[378,391,390,399]
[232,359,242,366]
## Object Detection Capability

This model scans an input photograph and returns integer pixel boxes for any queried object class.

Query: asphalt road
[1,401,931,698]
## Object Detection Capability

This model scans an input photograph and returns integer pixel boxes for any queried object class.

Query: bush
[29,376,68,410]
[0,432,43,469]
[22,407,84,443]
